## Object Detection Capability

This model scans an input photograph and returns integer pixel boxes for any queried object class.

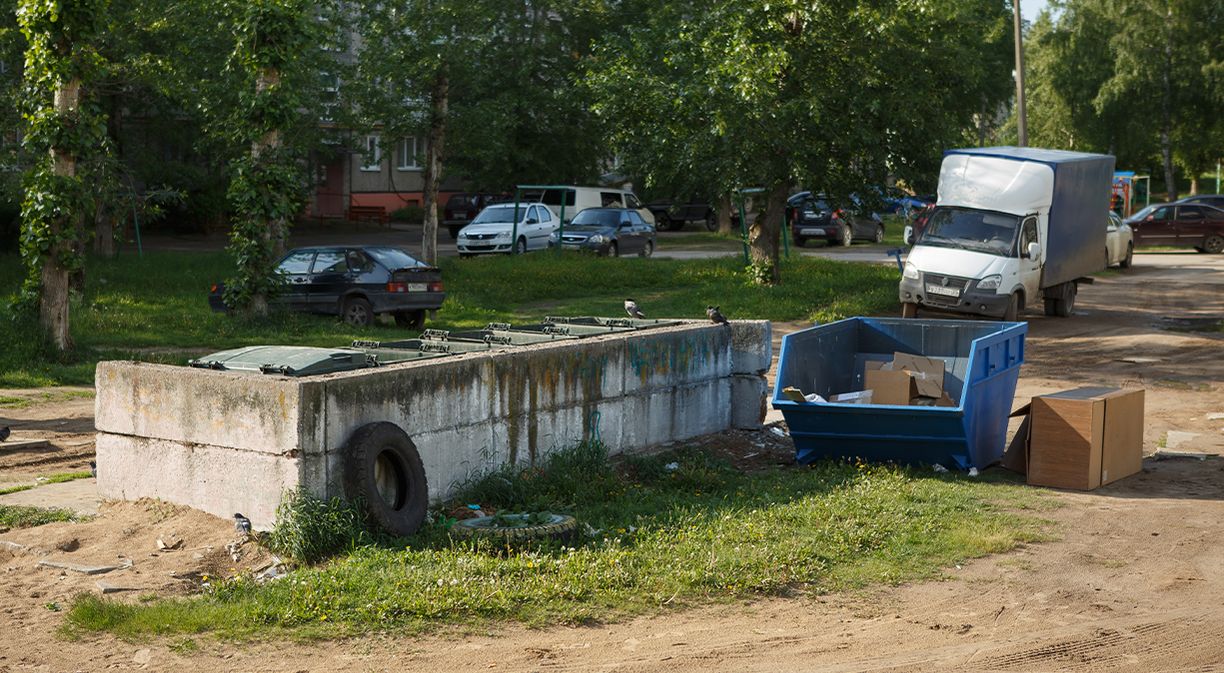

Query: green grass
[67,443,1048,640]
[1,251,900,387]
[0,504,78,529]
[0,484,34,496]
[0,471,93,496]
[0,390,94,409]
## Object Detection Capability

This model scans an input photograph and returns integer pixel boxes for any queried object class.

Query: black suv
[445,193,507,239]
[646,199,718,231]
[788,192,884,247]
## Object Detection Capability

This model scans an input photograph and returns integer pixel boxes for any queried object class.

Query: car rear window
[367,247,427,269]
[447,194,475,207]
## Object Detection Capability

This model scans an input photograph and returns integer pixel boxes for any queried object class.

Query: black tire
[1044,284,1076,317]
[1120,243,1133,269]
[901,302,919,319]
[874,224,885,244]
[655,215,672,231]
[514,237,527,255]
[451,513,577,543]
[394,310,426,330]
[1002,292,1020,322]
[1204,235,1224,254]
[343,422,429,537]
[608,241,619,257]
[342,296,373,327]
[1043,298,1058,317]
[840,225,853,247]
[639,240,654,258]
[704,212,718,232]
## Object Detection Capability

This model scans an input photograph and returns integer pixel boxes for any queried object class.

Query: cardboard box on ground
[1003,387,1145,490]
[782,352,954,407]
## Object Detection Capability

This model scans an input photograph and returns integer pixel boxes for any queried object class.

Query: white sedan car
[1106,211,1134,268]
[457,203,558,256]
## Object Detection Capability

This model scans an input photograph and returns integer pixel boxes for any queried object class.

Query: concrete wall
[95,321,771,528]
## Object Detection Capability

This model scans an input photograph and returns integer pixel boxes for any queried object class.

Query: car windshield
[1125,204,1161,222]
[918,207,1022,256]
[367,247,427,269]
[446,194,476,207]
[570,209,620,227]
[472,206,523,224]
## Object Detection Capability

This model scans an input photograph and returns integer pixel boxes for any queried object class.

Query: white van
[518,186,656,227]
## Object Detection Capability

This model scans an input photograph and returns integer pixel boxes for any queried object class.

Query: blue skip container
[772,317,1026,469]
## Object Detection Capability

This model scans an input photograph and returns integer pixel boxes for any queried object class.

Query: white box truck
[900,147,1115,320]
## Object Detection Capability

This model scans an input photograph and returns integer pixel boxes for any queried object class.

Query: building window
[360,135,381,172]
[397,137,422,171]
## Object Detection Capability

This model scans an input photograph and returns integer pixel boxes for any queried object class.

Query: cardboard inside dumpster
[864,352,954,407]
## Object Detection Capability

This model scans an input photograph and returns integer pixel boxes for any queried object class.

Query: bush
[389,205,425,223]
[265,490,374,564]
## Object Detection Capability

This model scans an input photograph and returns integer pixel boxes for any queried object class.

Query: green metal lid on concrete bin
[188,345,381,377]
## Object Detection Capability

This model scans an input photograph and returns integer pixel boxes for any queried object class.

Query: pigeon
[0,426,9,442]
[624,298,645,319]
[89,461,97,478]
[233,513,252,536]
[707,305,728,325]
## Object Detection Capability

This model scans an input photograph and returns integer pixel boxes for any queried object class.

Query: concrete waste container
[772,317,1026,469]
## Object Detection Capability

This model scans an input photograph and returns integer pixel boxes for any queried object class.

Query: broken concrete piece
[38,558,133,575]
[96,580,134,594]
[156,535,183,550]
[0,540,27,553]
[1206,412,1224,421]
[0,439,53,454]
[1154,450,1216,461]
[1165,431,1200,450]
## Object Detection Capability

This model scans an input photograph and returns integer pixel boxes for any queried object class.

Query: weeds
[0,504,78,529]
[264,490,375,565]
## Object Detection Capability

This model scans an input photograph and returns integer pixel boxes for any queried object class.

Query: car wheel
[514,237,527,255]
[704,212,718,232]
[874,225,885,244]
[1204,235,1224,254]
[655,215,672,231]
[394,310,426,330]
[608,241,619,257]
[841,225,853,247]
[1120,243,1133,269]
[901,302,919,319]
[1003,292,1020,322]
[343,422,428,537]
[343,296,373,327]
[639,240,654,258]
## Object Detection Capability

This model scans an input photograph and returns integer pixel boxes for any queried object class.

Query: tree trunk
[94,205,115,257]
[1160,2,1176,201]
[421,66,449,266]
[42,76,82,351]
[1189,175,1198,195]
[246,66,283,317]
[717,194,733,235]
[747,183,788,286]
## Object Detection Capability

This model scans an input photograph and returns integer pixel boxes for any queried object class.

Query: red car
[1124,203,1224,254]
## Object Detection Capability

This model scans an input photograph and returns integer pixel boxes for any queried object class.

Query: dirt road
[2,251,1223,672]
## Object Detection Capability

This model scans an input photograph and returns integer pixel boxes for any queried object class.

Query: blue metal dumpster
[772,317,1026,469]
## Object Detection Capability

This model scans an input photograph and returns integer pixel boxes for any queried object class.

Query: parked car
[787,191,884,247]
[208,246,444,328]
[1125,202,1224,253]
[874,187,935,219]
[444,193,507,239]
[646,199,718,231]
[518,186,655,227]
[1175,194,1224,210]
[1106,211,1134,268]
[547,207,657,257]
[456,202,558,256]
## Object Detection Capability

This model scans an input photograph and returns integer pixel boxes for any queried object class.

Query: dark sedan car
[788,192,885,247]
[1125,202,1224,253]
[209,246,445,328]
[547,207,656,257]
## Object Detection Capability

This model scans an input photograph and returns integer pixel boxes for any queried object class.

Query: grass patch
[265,490,375,565]
[42,471,93,484]
[0,389,94,409]
[1,251,899,387]
[68,443,1046,639]
[0,484,34,496]
[0,504,78,529]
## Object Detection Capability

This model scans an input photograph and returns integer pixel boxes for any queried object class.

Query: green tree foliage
[16,0,109,350]
[588,0,1014,284]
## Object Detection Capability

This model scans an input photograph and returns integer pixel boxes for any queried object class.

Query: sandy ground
[2,250,1223,672]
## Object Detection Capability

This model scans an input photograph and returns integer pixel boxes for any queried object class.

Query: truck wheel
[342,297,373,327]
[901,302,919,318]
[344,422,429,537]
[704,212,718,232]
[1044,284,1076,317]
[655,215,672,231]
[1003,293,1020,322]
[1204,235,1224,254]
[394,310,426,330]
[1120,243,1133,269]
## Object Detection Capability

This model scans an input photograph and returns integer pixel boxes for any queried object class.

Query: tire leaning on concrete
[344,422,429,537]
[451,513,577,543]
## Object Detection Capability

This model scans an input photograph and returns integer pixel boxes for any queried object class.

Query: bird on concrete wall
[624,299,645,319]
[707,306,728,325]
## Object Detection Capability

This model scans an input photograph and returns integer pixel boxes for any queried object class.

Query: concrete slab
[38,558,132,575]
[0,478,99,516]
[0,439,54,454]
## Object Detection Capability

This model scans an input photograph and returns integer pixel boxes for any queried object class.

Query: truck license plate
[455,213,466,220]
[800,228,825,236]
[926,284,960,297]
[408,283,428,292]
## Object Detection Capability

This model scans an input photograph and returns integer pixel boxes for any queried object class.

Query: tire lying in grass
[451,512,577,543]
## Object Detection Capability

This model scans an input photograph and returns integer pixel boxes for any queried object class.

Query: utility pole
[1013,0,1027,146]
